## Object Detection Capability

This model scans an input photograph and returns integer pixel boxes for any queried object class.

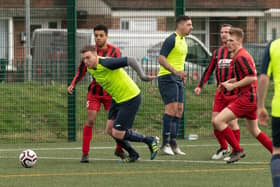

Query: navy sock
[115,139,137,155]
[170,117,180,147]
[162,114,173,146]
[271,154,280,187]
[124,129,147,143]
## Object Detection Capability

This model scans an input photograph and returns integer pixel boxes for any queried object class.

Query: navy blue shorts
[272,116,280,147]
[108,94,141,131]
[158,74,184,105]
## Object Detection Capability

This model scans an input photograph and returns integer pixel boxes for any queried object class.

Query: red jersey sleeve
[70,60,87,87]
[197,50,217,88]
[114,47,121,58]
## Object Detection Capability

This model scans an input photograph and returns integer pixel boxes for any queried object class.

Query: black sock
[271,154,280,187]
[162,114,173,146]
[170,117,180,147]
[123,129,153,144]
[115,139,137,156]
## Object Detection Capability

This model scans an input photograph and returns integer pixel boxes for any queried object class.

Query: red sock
[233,129,240,143]
[82,125,93,155]
[222,126,242,152]
[256,132,273,153]
[116,143,123,151]
[214,129,228,149]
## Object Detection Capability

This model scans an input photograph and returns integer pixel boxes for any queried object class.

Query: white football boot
[172,145,186,155]
[161,144,175,155]
[211,147,231,160]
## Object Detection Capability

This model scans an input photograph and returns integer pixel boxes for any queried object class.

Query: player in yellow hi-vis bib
[80,45,159,162]
[258,38,280,187]
[158,15,193,155]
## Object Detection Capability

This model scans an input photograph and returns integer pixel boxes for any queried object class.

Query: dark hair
[94,24,108,35]
[176,15,191,27]
[221,24,232,28]
[80,45,97,54]
[229,27,244,40]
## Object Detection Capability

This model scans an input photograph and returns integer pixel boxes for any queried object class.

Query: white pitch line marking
[0,143,261,152]
[0,156,269,165]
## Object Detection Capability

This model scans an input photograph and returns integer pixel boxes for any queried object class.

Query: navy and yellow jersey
[260,39,280,117]
[71,44,121,97]
[87,57,140,103]
[158,32,188,76]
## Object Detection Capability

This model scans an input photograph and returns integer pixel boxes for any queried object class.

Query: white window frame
[30,19,62,29]
[120,18,157,31]
[0,17,14,70]
[120,19,130,30]
[190,18,210,49]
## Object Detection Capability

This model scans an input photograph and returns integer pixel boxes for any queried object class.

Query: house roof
[103,0,277,11]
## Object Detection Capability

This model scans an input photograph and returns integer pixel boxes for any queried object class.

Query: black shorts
[108,94,141,131]
[272,116,280,147]
[158,74,184,105]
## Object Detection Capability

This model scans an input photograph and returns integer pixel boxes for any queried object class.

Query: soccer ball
[19,149,38,168]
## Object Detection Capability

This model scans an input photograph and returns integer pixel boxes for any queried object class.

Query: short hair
[80,45,97,54]
[221,24,232,29]
[176,15,191,27]
[229,27,244,40]
[94,24,108,35]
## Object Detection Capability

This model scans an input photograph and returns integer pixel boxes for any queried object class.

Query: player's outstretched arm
[257,74,270,126]
[127,57,155,81]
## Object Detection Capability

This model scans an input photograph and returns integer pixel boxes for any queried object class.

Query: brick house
[77,0,280,50]
[0,0,66,70]
[0,0,279,69]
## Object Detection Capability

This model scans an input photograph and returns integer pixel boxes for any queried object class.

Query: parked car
[108,31,213,84]
[143,34,213,84]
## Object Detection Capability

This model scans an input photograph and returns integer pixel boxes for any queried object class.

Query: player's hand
[217,84,222,92]
[194,87,201,95]
[146,75,156,81]
[258,107,269,127]
[221,81,235,91]
[67,85,74,94]
[175,70,187,80]
[182,76,187,84]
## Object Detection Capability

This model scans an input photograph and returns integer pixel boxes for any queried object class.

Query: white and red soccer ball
[19,149,38,168]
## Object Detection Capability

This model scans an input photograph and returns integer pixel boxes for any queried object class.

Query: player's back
[87,57,140,104]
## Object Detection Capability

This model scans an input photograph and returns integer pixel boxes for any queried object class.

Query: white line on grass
[0,156,269,165]
[0,143,261,152]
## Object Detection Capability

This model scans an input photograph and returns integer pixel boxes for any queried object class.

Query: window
[48,22,58,29]
[121,20,129,30]
[120,18,157,31]
[166,17,176,31]
[0,19,8,59]
[272,28,277,40]
[191,18,207,44]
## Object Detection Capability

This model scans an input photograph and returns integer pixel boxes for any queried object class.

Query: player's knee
[176,109,183,118]
[212,118,221,128]
[112,130,124,140]
[247,126,260,137]
[87,119,95,126]
[211,118,216,126]
[106,125,112,136]
[165,104,177,116]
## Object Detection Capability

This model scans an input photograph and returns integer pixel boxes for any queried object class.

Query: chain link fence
[0,0,279,143]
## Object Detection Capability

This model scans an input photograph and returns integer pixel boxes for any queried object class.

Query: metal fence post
[67,0,77,141]
[175,0,186,139]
